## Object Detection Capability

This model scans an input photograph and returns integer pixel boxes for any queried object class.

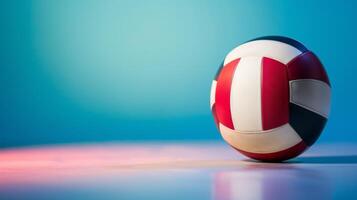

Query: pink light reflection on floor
[0,141,239,184]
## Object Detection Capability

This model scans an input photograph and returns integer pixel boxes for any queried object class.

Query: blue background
[1,0,356,147]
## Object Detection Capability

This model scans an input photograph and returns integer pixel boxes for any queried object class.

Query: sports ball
[210,36,331,162]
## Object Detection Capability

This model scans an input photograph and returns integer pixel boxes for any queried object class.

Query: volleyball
[210,36,331,161]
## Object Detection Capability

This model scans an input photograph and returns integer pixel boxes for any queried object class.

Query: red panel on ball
[232,141,308,162]
[215,59,240,130]
[261,57,289,130]
[287,51,330,86]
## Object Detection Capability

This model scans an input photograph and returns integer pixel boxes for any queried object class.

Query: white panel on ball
[224,40,302,65]
[219,123,303,154]
[210,80,217,109]
[230,57,262,132]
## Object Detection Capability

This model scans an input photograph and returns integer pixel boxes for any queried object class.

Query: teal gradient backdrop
[1,0,356,147]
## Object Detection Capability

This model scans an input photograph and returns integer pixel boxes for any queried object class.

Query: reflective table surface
[0,141,356,200]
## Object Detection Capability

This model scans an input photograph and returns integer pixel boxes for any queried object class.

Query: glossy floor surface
[0,142,356,200]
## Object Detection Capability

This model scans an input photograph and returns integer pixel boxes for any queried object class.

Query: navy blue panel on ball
[249,36,308,53]
[289,103,327,146]
[214,61,224,80]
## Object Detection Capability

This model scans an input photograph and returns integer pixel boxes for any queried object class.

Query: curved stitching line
[221,123,290,135]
